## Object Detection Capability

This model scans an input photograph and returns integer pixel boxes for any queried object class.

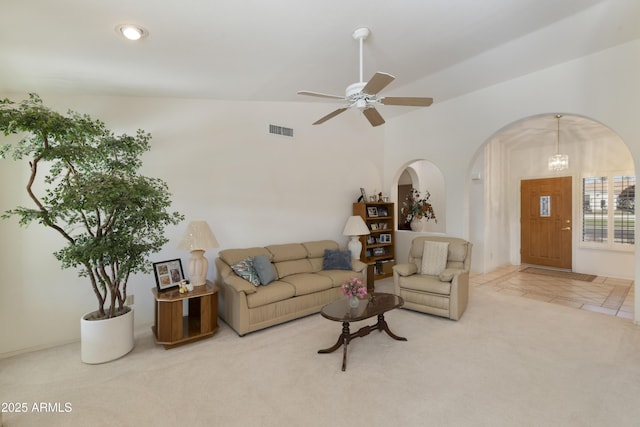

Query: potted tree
[0,94,183,363]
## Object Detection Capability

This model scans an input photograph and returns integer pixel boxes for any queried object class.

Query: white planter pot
[81,307,134,364]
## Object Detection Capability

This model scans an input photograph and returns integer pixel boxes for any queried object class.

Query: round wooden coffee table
[318,292,407,371]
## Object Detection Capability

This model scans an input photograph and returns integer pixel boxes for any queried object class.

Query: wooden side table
[152,281,219,349]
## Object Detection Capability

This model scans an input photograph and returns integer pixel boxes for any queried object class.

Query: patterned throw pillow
[231,257,260,286]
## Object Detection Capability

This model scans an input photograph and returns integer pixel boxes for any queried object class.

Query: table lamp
[342,216,370,259]
[177,220,219,287]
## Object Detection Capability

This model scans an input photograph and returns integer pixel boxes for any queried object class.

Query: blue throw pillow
[322,249,352,271]
[253,255,276,285]
[231,257,260,286]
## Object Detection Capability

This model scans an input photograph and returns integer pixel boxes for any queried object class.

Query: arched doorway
[468,113,635,280]
[395,159,446,233]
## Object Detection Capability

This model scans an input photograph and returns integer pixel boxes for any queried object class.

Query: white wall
[3,38,640,356]
[384,39,640,320]
[0,95,384,356]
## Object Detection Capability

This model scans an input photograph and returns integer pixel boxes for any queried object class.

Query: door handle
[561,227,571,231]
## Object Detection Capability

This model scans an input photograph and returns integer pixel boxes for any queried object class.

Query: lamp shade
[177,220,219,251]
[342,216,370,236]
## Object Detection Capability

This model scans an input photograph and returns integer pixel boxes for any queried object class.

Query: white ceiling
[1,0,638,136]
[1,0,638,100]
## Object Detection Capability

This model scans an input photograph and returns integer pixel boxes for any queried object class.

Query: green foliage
[0,94,184,319]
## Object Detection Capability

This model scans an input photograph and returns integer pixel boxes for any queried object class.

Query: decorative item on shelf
[341,277,367,308]
[177,279,193,294]
[177,220,219,287]
[401,188,437,231]
[548,114,569,171]
[342,216,371,259]
[358,187,368,202]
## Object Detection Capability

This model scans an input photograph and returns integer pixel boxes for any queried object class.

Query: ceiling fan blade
[362,107,385,127]
[312,108,348,125]
[362,72,395,95]
[381,97,434,107]
[297,90,344,100]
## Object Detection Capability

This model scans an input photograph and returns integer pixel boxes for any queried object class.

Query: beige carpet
[2,283,640,427]
[520,267,597,282]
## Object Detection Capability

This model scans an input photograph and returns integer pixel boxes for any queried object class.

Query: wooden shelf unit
[152,282,219,349]
[353,202,396,280]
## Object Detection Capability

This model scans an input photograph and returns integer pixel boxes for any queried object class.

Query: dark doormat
[520,267,597,282]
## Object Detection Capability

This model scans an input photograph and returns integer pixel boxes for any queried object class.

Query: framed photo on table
[153,259,184,292]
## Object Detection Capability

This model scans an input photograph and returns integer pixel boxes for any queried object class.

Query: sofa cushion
[280,273,333,296]
[230,257,261,286]
[303,240,339,258]
[399,274,452,296]
[317,270,361,287]
[245,281,296,308]
[421,241,449,275]
[322,249,352,270]
[448,241,468,262]
[253,255,276,285]
[266,243,307,262]
[220,247,271,266]
[274,259,313,278]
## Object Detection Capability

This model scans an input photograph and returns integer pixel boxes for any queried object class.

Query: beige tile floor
[470,265,635,320]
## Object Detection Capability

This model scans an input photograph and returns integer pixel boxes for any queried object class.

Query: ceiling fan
[297,27,433,127]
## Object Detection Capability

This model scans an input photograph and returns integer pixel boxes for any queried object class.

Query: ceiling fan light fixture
[548,114,569,171]
[298,27,432,127]
[116,24,148,41]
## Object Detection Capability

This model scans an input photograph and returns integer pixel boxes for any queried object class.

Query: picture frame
[370,223,378,230]
[377,206,388,217]
[380,233,392,243]
[153,259,185,292]
[359,187,368,203]
[367,207,378,217]
[373,247,385,256]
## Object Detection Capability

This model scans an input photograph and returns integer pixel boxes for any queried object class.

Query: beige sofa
[215,240,366,336]
[393,236,472,320]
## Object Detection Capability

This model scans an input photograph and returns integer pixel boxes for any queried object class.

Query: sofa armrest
[439,268,464,282]
[392,263,417,296]
[448,270,470,320]
[215,258,257,295]
[393,263,417,277]
[351,259,367,273]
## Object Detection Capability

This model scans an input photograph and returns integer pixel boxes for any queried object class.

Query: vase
[349,296,359,308]
[410,217,424,232]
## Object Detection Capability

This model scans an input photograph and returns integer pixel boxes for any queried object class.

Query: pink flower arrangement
[341,277,367,298]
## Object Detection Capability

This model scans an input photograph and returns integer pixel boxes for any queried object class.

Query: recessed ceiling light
[116,24,148,41]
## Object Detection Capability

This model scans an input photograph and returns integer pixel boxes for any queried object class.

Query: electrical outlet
[125,294,134,305]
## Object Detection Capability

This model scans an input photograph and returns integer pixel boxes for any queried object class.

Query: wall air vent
[269,124,294,137]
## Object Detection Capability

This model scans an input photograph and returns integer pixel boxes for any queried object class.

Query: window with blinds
[582,175,635,246]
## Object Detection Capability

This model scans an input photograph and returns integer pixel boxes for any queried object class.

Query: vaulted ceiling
[2,0,639,106]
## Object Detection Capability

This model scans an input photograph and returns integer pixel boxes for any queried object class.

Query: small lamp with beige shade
[177,220,219,287]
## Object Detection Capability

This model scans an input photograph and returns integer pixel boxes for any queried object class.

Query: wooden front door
[521,177,572,269]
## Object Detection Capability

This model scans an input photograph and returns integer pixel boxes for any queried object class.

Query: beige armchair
[393,236,472,320]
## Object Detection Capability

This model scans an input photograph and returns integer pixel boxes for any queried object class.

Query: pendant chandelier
[548,114,569,171]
